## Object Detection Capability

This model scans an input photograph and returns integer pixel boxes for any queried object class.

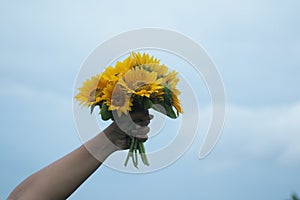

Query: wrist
[84,130,119,163]
[103,122,129,150]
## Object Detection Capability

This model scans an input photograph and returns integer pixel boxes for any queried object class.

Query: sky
[1,0,300,199]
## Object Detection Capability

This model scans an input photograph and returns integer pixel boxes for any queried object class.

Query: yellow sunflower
[162,70,180,96]
[131,52,160,67]
[75,74,103,106]
[120,54,136,69]
[101,53,138,82]
[97,73,110,91]
[130,52,170,77]
[161,70,182,113]
[75,52,182,119]
[102,65,124,82]
[118,67,164,98]
[146,64,169,77]
[101,52,166,82]
[172,93,183,114]
[102,82,133,117]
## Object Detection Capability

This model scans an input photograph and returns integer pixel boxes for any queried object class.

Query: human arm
[8,110,151,200]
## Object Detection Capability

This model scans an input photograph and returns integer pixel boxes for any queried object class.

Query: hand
[104,109,153,150]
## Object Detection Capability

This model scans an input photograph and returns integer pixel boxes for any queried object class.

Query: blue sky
[1,0,300,199]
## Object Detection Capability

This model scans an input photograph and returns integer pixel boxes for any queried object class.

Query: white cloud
[211,102,300,167]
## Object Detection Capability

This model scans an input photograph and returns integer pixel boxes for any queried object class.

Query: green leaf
[143,98,153,110]
[164,104,177,119]
[100,103,112,121]
[151,101,177,119]
[163,87,173,104]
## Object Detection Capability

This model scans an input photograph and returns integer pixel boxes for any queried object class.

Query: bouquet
[75,52,182,168]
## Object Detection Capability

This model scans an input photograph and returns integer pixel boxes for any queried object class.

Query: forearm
[8,132,118,200]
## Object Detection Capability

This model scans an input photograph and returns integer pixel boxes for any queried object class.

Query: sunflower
[131,52,160,67]
[101,52,166,82]
[171,93,183,114]
[120,54,136,69]
[97,73,110,91]
[102,65,124,82]
[102,82,133,117]
[145,63,169,77]
[118,67,164,98]
[161,70,182,113]
[101,53,137,82]
[162,70,180,96]
[75,52,183,169]
[75,74,103,106]
[75,52,182,119]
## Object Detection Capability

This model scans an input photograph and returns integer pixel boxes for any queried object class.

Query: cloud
[195,102,300,170]
[1,1,299,199]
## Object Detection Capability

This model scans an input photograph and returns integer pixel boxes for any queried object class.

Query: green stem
[138,142,146,165]
[133,138,138,168]
[124,137,134,166]
[140,142,149,166]
[123,124,150,167]
[134,148,138,168]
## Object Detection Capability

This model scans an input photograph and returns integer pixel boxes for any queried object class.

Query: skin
[8,110,152,200]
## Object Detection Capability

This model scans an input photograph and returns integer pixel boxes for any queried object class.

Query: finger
[135,134,148,143]
[136,119,150,127]
[134,124,142,129]
[133,114,153,127]
[131,126,150,136]
[130,109,149,121]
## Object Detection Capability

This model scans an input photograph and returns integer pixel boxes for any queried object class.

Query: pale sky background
[1,0,300,199]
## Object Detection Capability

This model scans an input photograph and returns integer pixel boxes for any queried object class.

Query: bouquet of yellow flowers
[75,52,182,168]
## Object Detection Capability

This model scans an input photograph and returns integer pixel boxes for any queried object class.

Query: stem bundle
[124,137,149,168]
